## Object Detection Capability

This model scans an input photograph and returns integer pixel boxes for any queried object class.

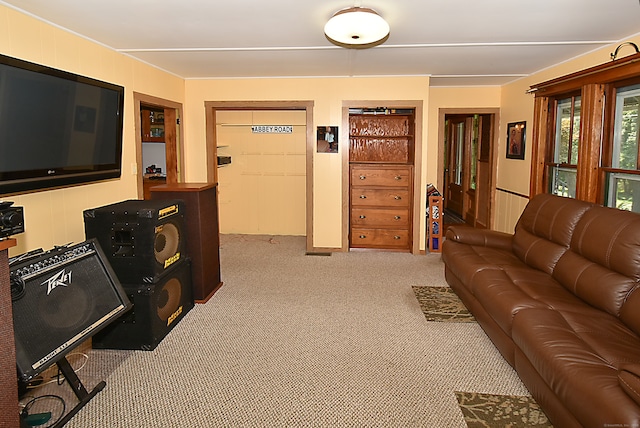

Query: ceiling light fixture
[324,7,390,49]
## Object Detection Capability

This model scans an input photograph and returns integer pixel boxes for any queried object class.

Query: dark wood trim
[163,108,178,184]
[576,84,605,202]
[496,187,529,199]
[530,96,550,197]
[531,52,640,97]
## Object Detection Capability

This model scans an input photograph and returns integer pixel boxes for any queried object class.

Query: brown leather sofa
[442,193,640,428]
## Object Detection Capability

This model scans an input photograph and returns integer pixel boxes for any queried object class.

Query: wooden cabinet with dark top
[349,111,415,251]
[151,183,222,303]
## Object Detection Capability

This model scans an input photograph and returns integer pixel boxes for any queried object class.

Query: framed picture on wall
[317,126,338,153]
[506,121,526,160]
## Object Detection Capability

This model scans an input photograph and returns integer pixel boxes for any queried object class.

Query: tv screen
[0,54,124,195]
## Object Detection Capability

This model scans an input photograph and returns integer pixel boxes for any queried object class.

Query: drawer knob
[359,215,366,219]
[360,195,367,199]
[359,235,367,239]
[394,195,402,200]
[394,235,401,240]
[395,176,402,180]
[394,215,401,220]
[359,175,366,180]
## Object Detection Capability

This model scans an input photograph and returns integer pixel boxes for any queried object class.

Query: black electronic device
[217,155,231,166]
[0,53,125,195]
[0,203,24,239]
[83,199,186,283]
[10,239,132,382]
[92,258,193,350]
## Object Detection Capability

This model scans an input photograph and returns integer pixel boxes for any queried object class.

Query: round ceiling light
[324,7,390,49]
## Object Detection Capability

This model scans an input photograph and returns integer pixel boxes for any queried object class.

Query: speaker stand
[50,357,106,427]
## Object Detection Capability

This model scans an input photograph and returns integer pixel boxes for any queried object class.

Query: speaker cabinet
[151,183,222,302]
[10,239,131,381]
[83,199,187,284]
[92,259,193,350]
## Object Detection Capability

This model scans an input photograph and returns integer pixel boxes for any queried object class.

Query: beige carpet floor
[23,234,532,427]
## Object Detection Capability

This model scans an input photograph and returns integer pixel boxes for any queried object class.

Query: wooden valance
[530,51,640,97]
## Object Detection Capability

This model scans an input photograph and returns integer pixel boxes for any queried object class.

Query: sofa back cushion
[553,205,640,332]
[513,194,593,275]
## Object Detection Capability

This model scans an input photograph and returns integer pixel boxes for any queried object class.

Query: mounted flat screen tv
[0,53,124,195]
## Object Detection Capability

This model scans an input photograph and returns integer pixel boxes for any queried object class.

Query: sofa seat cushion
[441,239,524,288]
[472,268,600,336]
[513,308,640,426]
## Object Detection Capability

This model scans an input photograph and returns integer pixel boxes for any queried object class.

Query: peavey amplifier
[10,239,131,381]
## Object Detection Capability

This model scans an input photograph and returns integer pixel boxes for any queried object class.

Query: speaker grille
[11,240,131,381]
[154,222,180,265]
[157,277,182,322]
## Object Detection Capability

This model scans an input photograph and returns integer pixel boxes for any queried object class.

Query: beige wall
[216,110,307,235]
[497,34,640,232]
[184,77,431,249]
[0,5,185,255]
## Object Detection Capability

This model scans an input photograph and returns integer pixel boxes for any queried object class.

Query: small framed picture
[317,126,338,153]
[506,121,526,160]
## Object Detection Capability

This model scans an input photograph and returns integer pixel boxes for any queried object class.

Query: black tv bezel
[0,53,125,195]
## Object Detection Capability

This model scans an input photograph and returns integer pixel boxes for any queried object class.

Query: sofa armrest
[619,364,640,406]
[445,225,513,251]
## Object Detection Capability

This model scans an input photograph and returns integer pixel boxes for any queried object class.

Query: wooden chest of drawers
[350,164,413,250]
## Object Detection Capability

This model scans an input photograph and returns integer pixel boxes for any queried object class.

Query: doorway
[204,101,315,252]
[439,109,498,229]
[134,93,184,199]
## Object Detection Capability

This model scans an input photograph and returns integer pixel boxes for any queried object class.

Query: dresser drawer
[351,208,409,227]
[351,228,410,248]
[351,188,410,207]
[351,166,411,187]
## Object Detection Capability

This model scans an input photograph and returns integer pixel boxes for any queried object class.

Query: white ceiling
[2,0,640,86]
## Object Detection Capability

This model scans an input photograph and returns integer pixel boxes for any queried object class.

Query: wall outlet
[131,163,138,175]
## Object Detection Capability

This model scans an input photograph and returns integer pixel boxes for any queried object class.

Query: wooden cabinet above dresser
[349,110,415,251]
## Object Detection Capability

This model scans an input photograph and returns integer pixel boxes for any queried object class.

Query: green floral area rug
[455,391,553,427]
[411,286,475,322]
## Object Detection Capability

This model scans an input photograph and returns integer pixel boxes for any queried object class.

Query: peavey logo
[41,269,72,295]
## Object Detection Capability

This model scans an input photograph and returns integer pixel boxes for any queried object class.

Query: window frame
[530,52,640,205]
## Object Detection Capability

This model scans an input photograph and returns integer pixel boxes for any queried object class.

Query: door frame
[438,108,499,229]
[134,92,185,197]
[342,100,424,255]
[204,101,315,253]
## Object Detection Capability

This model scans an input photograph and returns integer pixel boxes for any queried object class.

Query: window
[549,96,581,198]
[606,84,640,211]
[530,51,640,206]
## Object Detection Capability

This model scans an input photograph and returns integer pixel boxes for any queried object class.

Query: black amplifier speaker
[10,239,131,381]
[83,199,187,284]
[92,258,193,350]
